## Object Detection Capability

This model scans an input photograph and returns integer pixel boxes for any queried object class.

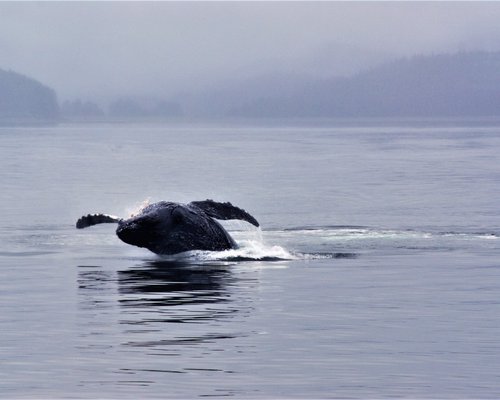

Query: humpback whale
[76,199,259,255]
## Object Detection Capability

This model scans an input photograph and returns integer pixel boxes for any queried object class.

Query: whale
[76,199,259,255]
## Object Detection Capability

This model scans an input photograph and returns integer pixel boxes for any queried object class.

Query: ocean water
[1,120,500,398]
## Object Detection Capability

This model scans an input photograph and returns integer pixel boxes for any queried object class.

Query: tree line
[3,51,500,125]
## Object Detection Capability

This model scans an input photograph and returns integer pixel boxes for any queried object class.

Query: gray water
[1,121,500,398]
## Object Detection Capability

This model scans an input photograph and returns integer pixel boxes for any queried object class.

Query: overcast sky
[2,2,500,103]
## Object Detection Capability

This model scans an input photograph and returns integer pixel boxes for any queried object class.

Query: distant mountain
[226,51,500,118]
[0,68,59,125]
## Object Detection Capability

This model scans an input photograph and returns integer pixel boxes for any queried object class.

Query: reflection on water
[77,260,256,352]
[76,259,259,391]
[118,260,232,312]
[118,260,252,350]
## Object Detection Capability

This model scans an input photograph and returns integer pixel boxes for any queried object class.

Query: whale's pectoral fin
[189,200,260,227]
[76,214,121,229]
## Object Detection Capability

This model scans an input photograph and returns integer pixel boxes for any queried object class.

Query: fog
[2,2,500,105]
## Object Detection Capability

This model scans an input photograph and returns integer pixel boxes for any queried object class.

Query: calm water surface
[1,121,500,398]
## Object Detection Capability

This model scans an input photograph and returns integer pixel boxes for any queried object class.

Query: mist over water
[1,120,500,398]
[3,2,500,105]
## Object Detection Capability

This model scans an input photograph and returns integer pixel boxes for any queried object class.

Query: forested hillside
[0,68,59,124]
[228,52,500,118]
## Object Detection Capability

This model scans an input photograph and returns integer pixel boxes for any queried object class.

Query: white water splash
[126,198,152,218]
[213,239,297,261]
[171,234,296,262]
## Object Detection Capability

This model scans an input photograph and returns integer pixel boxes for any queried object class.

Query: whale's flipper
[76,214,120,229]
[189,200,259,227]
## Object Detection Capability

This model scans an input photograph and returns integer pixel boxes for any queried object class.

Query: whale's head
[115,201,231,255]
[116,213,161,249]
